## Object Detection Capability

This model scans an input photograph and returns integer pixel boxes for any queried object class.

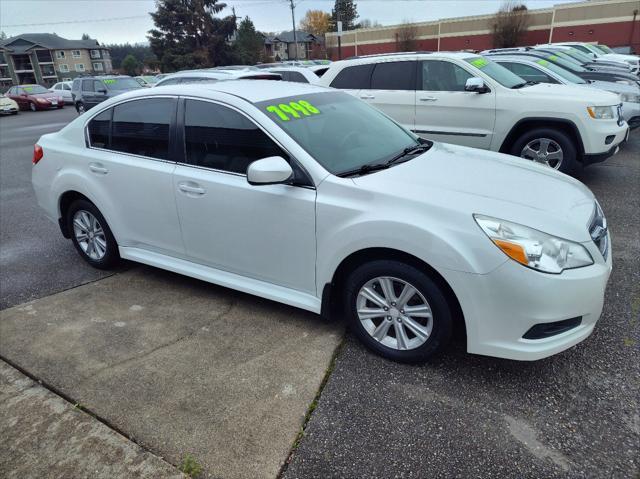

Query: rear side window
[111,98,175,160]
[184,99,284,174]
[371,61,416,90]
[82,80,94,92]
[330,64,374,89]
[88,108,111,148]
[287,71,308,83]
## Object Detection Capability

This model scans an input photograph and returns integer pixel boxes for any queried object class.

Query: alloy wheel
[520,138,563,169]
[356,276,433,351]
[72,210,107,260]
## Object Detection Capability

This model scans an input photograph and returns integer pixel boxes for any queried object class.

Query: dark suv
[71,75,142,113]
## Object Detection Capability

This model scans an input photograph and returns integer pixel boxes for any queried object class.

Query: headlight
[474,215,593,274]
[619,93,640,103]
[37,98,48,103]
[587,105,616,119]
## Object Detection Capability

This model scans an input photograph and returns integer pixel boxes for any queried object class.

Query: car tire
[343,260,453,363]
[76,102,85,114]
[511,128,579,176]
[11,111,18,115]
[29,102,37,112]
[66,199,120,270]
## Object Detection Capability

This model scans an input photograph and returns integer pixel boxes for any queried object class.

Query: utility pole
[289,0,298,61]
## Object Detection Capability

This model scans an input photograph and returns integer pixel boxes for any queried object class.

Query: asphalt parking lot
[1,109,638,478]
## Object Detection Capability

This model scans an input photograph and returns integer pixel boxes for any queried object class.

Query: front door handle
[178,182,205,196]
[89,162,108,174]
[419,96,438,102]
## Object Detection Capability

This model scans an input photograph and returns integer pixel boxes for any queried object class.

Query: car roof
[137,80,331,104]
[160,70,278,80]
[343,51,476,63]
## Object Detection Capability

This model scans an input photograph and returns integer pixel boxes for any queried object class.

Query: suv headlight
[474,215,593,274]
[619,92,640,103]
[587,105,616,119]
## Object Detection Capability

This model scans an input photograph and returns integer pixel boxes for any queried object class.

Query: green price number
[471,58,488,68]
[266,100,320,121]
[536,59,549,67]
[548,55,558,61]
[23,87,33,92]
[103,79,116,85]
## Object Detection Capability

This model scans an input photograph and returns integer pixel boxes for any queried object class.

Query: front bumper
[441,235,612,361]
[0,106,18,114]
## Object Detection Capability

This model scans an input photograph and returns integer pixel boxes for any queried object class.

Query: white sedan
[49,81,73,102]
[31,81,611,362]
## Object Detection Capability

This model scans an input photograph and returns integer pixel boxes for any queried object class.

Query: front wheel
[29,102,37,112]
[511,128,579,176]
[76,102,85,114]
[344,260,453,363]
[66,199,120,269]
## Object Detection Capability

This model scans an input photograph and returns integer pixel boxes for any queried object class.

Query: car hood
[585,80,639,95]
[602,53,639,63]
[351,142,596,242]
[30,92,61,99]
[516,82,621,105]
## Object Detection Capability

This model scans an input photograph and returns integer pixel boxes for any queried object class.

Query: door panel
[415,60,496,149]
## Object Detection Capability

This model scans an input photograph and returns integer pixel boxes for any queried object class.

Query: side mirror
[247,156,293,185]
[465,77,489,93]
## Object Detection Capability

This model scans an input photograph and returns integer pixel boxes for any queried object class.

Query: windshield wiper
[512,80,538,89]
[386,143,432,166]
[337,162,392,178]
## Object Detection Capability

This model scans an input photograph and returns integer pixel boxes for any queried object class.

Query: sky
[1,0,582,45]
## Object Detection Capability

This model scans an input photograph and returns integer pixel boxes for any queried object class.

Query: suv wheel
[511,128,579,175]
[76,102,85,114]
[66,199,119,269]
[344,260,453,363]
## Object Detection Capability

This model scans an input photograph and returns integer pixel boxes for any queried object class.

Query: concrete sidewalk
[0,266,343,478]
[0,361,185,479]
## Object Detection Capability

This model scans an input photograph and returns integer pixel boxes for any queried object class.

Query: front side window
[111,98,174,160]
[463,57,523,88]
[54,84,61,90]
[256,91,420,175]
[371,61,416,90]
[184,99,284,174]
[422,60,473,91]
[88,108,111,148]
[94,80,105,92]
[330,64,374,89]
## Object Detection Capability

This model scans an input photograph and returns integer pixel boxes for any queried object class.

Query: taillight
[33,144,43,165]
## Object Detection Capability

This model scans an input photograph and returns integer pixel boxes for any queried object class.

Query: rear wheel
[511,128,579,175]
[66,199,119,269]
[344,260,453,363]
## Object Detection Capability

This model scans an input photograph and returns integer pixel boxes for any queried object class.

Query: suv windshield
[256,91,422,176]
[561,48,594,64]
[464,57,524,88]
[102,78,142,90]
[532,58,586,84]
[22,85,49,94]
[540,53,587,72]
[594,44,613,54]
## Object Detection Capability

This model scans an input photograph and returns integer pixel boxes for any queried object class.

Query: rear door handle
[178,182,205,196]
[360,94,375,100]
[419,96,437,102]
[88,162,108,174]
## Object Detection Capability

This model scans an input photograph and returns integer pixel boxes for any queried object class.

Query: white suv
[320,52,629,175]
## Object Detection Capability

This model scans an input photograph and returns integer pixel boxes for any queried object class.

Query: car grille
[588,202,608,260]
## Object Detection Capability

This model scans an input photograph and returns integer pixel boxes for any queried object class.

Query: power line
[1,15,149,28]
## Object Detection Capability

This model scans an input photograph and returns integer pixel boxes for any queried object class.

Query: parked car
[49,81,74,102]
[32,81,612,363]
[489,55,640,129]
[308,64,331,77]
[265,66,320,84]
[321,52,630,175]
[0,94,19,115]
[71,75,142,114]
[6,84,64,111]
[134,76,159,88]
[154,69,281,86]
[553,42,639,75]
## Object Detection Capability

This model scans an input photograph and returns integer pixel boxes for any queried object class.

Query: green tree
[234,17,263,64]
[81,33,90,40]
[0,31,8,40]
[147,0,237,72]
[104,43,154,69]
[121,54,139,75]
[331,0,358,31]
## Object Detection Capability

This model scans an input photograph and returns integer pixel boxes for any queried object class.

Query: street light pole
[289,0,298,61]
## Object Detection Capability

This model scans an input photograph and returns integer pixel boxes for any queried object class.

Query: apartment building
[0,33,112,91]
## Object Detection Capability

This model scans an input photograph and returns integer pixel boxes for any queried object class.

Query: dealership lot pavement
[1,110,638,478]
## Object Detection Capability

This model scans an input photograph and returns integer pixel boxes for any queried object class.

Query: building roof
[0,33,104,53]
[268,31,317,44]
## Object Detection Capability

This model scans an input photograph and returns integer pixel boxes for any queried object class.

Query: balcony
[12,54,33,72]
[36,49,53,63]
[0,66,10,79]
[40,64,56,77]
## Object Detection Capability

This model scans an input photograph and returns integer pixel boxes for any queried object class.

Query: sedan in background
[49,81,73,102]
[154,69,281,86]
[6,84,64,111]
[0,94,19,115]
[265,66,320,84]
[134,76,159,88]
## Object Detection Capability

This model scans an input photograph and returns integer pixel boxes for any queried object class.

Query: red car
[6,84,64,111]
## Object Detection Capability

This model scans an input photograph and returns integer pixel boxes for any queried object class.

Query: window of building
[59,64,69,73]
[36,50,53,63]
[183,99,284,174]
[72,50,81,59]
[111,98,175,160]
[0,52,6,64]
[90,50,101,59]
[56,51,65,59]
[93,62,104,71]
[75,63,86,72]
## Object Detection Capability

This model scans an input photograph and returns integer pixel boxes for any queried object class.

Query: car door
[359,60,417,132]
[84,97,185,255]
[172,98,316,294]
[92,80,108,106]
[328,63,374,102]
[414,59,496,149]
[81,79,96,107]
[9,87,26,108]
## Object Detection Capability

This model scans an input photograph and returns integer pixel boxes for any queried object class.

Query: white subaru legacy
[32,81,612,362]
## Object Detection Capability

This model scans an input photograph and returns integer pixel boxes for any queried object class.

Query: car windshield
[256,91,422,175]
[532,58,587,83]
[464,57,524,88]
[542,53,587,72]
[22,85,49,94]
[102,78,142,90]
[142,76,158,83]
[561,48,594,64]
[594,44,614,54]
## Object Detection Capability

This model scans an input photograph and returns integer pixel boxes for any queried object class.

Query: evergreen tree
[234,17,264,65]
[121,54,139,76]
[331,0,358,31]
[147,0,237,72]
[81,33,90,40]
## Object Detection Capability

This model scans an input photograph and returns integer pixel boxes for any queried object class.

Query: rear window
[330,64,374,89]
